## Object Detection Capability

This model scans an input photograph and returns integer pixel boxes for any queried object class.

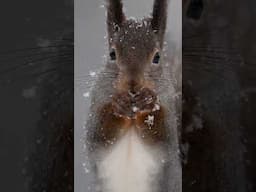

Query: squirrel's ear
[107,0,125,40]
[151,0,168,46]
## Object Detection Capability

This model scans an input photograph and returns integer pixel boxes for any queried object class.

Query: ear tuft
[151,0,168,46]
[107,0,125,39]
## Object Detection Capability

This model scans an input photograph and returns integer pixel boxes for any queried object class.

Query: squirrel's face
[106,0,168,93]
[108,19,163,92]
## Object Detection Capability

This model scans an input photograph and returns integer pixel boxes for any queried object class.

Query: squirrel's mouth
[114,71,155,94]
[111,86,158,119]
[112,70,158,119]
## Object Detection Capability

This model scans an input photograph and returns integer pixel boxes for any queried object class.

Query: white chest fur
[97,130,164,192]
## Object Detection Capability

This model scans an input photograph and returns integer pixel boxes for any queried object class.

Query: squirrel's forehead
[114,22,156,50]
[116,35,155,55]
[120,20,154,36]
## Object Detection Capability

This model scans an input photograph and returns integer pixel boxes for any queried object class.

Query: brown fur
[94,89,168,148]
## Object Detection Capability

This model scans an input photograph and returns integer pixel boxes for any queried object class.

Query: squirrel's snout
[116,67,154,94]
[127,79,141,94]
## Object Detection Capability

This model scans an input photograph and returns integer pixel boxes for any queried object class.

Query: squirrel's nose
[127,79,143,94]
[128,80,137,94]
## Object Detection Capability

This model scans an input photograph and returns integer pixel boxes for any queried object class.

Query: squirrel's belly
[97,129,164,192]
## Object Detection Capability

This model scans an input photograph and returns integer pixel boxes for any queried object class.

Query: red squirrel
[84,0,181,191]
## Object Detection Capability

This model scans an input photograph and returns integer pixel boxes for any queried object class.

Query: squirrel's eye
[109,49,116,61]
[152,52,160,64]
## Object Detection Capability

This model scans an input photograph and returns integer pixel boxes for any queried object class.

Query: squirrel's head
[106,0,168,93]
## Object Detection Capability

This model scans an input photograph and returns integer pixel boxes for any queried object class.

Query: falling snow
[89,71,96,77]
[83,92,90,98]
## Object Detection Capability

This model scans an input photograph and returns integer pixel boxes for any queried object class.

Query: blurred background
[0,0,73,191]
[182,0,256,191]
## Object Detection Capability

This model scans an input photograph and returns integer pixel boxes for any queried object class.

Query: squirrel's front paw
[133,88,157,112]
[111,92,133,117]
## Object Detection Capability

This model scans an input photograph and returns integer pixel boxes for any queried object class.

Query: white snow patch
[132,106,139,112]
[152,104,160,111]
[144,115,154,127]
[22,86,37,99]
[36,38,51,48]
